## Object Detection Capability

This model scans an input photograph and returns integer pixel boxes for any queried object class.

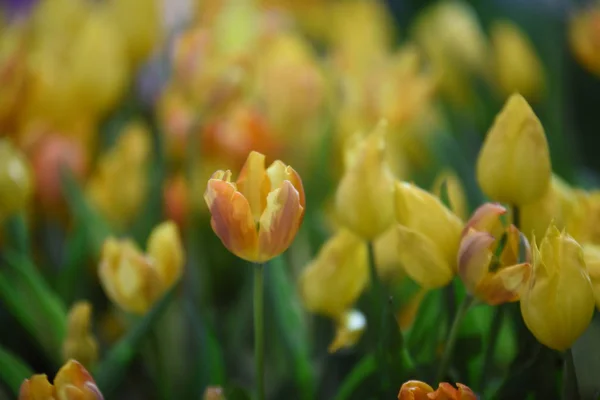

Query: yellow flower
[62,301,98,369]
[520,224,595,350]
[19,359,103,400]
[335,121,395,240]
[569,5,600,76]
[577,190,600,245]
[0,23,27,128]
[299,230,368,318]
[394,181,463,288]
[373,226,406,282]
[431,169,468,221]
[0,139,33,220]
[458,204,531,305]
[98,221,184,314]
[204,151,305,263]
[398,380,476,400]
[328,310,366,353]
[476,93,551,205]
[491,20,545,101]
[583,244,600,310]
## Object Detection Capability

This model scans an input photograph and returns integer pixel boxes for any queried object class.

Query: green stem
[436,295,475,382]
[254,263,265,400]
[478,306,504,391]
[563,348,580,400]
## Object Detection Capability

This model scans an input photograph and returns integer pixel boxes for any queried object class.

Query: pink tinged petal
[477,262,531,305]
[457,230,495,294]
[236,151,270,222]
[463,202,507,237]
[258,180,304,262]
[204,179,259,262]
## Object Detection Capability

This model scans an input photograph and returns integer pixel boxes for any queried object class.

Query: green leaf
[94,282,179,396]
[266,257,315,400]
[223,385,252,400]
[3,214,30,255]
[571,312,600,400]
[333,355,376,400]
[405,289,443,364]
[56,225,90,303]
[0,345,33,396]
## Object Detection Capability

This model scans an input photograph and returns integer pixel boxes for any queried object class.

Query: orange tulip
[205,151,305,263]
[19,359,103,400]
[398,380,476,400]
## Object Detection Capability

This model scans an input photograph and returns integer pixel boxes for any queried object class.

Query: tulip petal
[396,224,454,288]
[267,160,306,208]
[457,230,494,295]
[146,221,184,289]
[54,360,103,399]
[205,179,259,262]
[236,151,270,222]
[462,202,506,238]
[397,380,434,400]
[477,262,531,305]
[19,375,53,400]
[500,224,531,266]
[258,180,304,262]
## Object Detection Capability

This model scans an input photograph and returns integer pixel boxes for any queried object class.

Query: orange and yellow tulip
[19,359,103,400]
[204,151,305,263]
[398,380,476,400]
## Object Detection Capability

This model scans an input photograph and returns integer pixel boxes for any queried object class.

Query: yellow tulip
[373,226,406,282]
[0,23,27,128]
[578,190,600,245]
[476,93,551,205]
[569,5,600,76]
[98,221,184,314]
[0,140,33,220]
[19,360,103,400]
[431,169,468,221]
[491,20,545,101]
[328,310,366,353]
[62,301,98,369]
[393,181,463,288]
[520,224,594,350]
[335,121,396,240]
[299,230,368,318]
[583,244,600,310]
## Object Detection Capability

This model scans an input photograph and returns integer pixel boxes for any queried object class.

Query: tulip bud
[476,93,551,205]
[0,140,33,219]
[299,230,368,318]
[569,5,600,76]
[398,380,476,400]
[583,244,600,310]
[205,151,305,263]
[491,20,545,101]
[393,181,463,288]
[19,359,103,400]
[431,169,468,221]
[62,301,98,369]
[328,310,366,353]
[335,121,395,240]
[520,224,595,350]
[147,221,184,290]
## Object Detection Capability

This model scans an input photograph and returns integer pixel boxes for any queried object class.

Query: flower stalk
[254,262,265,400]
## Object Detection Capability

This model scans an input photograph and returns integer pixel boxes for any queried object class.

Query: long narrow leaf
[333,355,376,400]
[0,345,34,396]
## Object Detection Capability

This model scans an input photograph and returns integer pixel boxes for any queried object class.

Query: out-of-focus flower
[0,139,33,220]
[203,386,226,400]
[374,226,405,282]
[157,85,197,161]
[62,301,98,369]
[520,224,594,350]
[30,0,88,46]
[0,22,28,129]
[569,5,600,76]
[107,0,160,67]
[583,244,600,310]
[431,169,468,221]
[394,181,463,288]
[87,121,151,227]
[398,380,476,400]
[476,93,551,206]
[98,221,184,314]
[521,175,586,243]
[328,310,366,353]
[458,204,531,305]
[578,191,600,245]
[19,359,103,400]
[335,121,395,240]
[205,151,304,263]
[164,174,191,228]
[299,230,368,318]
[491,20,545,101]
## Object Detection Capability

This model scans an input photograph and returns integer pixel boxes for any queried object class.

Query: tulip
[98,221,184,314]
[569,5,600,76]
[19,359,103,400]
[393,181,463,288]
[163,174,191,228]
[205,151,305,263]
[583,244,600,309]
[328,310,366,353]
[458,204,531,305]
[335,121,395,240]
[578,190,600,245]
[0,139,33,220]
[0,23,27,128]
[520,224,595,350]
[476,93,551,205]
[62,301,98,369]
[491,20,545,101]
[299,230,368,318]
[204,387,226,400]
[431,169,468,221]
[398,380,476,400]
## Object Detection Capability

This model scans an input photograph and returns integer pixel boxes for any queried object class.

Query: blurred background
[0,0,600,399]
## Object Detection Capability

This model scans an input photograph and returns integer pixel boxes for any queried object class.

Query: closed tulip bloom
[328,310,367,353]
[431,169,468,221]
[569,5,600,76]
[398,380,476,400]
[299,230,368,318]
[476,93,551,205]
[19,359,103,400]
[205,151,305,263]
[520,224,595,350]
[0,140,33,219]
[458,204,531,305]
[394,181,463,288]
[62,302,98,369]
[583,244,600,309]
[335,121,396,240]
